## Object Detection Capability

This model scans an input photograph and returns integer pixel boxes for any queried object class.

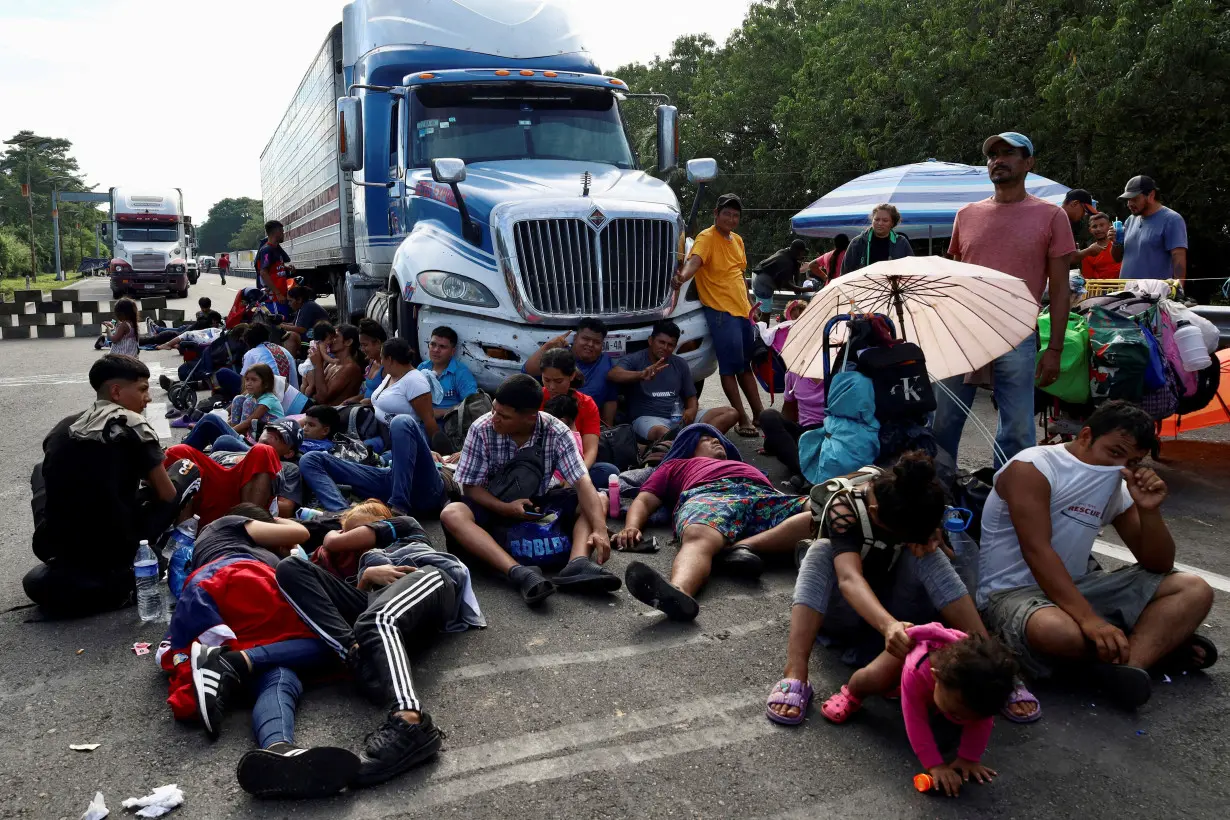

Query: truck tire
[330,271,348,322]
[174,288,189,299]
[112,289,125,299]
[365,290,393,340]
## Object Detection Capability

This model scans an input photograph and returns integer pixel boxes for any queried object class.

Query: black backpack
[596,424,638,471]
[337,404,380,441]
[855,342,936,420]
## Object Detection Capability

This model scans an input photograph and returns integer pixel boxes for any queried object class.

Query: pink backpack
[1155,306,1198,397]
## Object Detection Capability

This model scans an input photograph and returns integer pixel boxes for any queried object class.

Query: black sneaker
[159,374,174,392]
[236,742,361,799]
[94,335,106,350]
[191,642,242,740]
[353,713,443,787]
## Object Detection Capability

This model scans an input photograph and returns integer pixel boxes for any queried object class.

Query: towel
[69,400,159,446]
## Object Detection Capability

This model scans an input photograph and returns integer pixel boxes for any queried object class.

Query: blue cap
[982,131,1034,157]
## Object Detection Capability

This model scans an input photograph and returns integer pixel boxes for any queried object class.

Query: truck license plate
[604,334,627,356]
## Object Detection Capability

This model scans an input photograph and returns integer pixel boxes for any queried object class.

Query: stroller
[167,332,244,414]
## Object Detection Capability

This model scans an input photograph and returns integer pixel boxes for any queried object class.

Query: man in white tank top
[977,401,1215,709]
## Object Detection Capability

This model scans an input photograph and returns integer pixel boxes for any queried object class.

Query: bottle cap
[913,773,934,792]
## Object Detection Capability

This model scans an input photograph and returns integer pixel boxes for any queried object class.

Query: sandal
[734,424,759,438]
[1000,683,1042,723]
[1091,663,1152,710]
[552,557,622,594]
[766,678,813,726]
[713,545,764,579]
[624,561,699,621]
[820,685,864,723]
[508,565,555,607]
[1154,633,1218,674]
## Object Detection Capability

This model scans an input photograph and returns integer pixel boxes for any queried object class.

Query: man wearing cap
[1111,176,1187,284]
[750,239,812,321]
[672,194,763,438]
[1062,189,1098,241]
[932,132,1076,468]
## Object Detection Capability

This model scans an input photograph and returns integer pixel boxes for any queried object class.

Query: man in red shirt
[217,252,230,285]
[932,132,1075,468]
[256,221,294,312]
[1077,212,1123,280]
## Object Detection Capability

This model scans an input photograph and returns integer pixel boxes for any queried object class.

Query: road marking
[0,362,169,390]
[385,715,776,814]
[147,401,173,444]
[433,689,760,779]
[437,617,778,682]
[1093,538,1230,593]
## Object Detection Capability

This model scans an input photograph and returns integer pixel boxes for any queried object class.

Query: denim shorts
[632,415,674,440]
[703,306,756,376]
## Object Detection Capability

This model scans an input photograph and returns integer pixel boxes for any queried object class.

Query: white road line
[0,360,169,389]
[147,402,173,444]
[437,617,778,682]
[1093,538,1230,593]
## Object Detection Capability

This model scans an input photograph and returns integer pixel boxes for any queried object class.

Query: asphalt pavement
[0,272,1227,819]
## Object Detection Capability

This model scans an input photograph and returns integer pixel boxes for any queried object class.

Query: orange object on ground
[913,773,934,792]
[1160,349,1230,437]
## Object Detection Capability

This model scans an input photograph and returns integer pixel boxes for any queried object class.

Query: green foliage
[196,197,262,254]
[615,0,1230,294]
[0,227,32,277]
[230,211,267,250]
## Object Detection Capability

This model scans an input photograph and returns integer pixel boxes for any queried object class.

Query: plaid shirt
[454,411,586,496]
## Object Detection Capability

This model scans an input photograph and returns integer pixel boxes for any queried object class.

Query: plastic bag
[1036,311,1091,403]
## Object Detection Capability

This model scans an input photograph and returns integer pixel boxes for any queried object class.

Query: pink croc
[821,685,864,724]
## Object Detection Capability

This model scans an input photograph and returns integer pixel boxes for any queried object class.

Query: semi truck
[260,0,717,389]
[105,186,191,298]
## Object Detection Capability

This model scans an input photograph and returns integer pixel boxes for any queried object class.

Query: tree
[196,197,262,254]
[230,211,267,250]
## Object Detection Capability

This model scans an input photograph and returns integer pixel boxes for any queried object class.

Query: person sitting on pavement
[977,400,1216,709]
[303,323,365,405]
[439,374,618,607]
[179,362,284,438]
[524,317,618,426]
[202,419,306,519]
[751,238,811,322]
[208,322,298,400]
[163,428,284,526]
[348,319,386,404]
[298,353,446,515]
[275,504,485,787]
[96,297,141,356]
[141,296,224,346]
[152,325,223,353]
[608,319,739,443]
[765,451,1040,726]
[280,286,330,354]
[539,348,620,487]
[418,325,479,420]
[819,625,1019,798]
[759,369,826,489]
[23,355,198,616]
[614,424,813,622]
[161,503,356,799]
[841,204,915,274]
[300,405,343,453]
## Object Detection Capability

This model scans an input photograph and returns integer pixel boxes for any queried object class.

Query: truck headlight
[417,272,498,308]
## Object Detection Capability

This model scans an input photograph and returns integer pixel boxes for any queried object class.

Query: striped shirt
[454,411,586,496]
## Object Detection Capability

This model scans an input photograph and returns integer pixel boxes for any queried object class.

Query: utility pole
[47,176,74,281]
[25,161,35,288]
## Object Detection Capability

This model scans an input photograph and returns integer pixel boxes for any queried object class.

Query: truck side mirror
[431,158,467,184]
[338,97,364,172]
[686,158,718,184]
[656,105,679,174]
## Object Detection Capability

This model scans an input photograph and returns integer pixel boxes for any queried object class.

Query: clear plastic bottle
[134,540,168,623]
[166,515,200,599]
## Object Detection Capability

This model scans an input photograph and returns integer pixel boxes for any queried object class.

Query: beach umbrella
[791,160,1070,245]
[780,255,1039,382]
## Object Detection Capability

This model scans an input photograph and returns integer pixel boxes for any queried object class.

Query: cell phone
[522,509,545,520]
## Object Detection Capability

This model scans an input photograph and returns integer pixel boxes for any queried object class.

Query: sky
[0,0,752,222]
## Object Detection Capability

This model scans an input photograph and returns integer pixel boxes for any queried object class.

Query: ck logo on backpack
[893,376,923,403]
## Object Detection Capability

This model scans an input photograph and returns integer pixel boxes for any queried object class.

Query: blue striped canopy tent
[790,160,1072,247]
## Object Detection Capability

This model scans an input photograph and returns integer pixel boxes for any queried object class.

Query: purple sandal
[1000,683,1042,723]
[766,678,813,726]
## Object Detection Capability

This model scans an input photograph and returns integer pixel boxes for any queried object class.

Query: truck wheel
[174,289,189,299]
[111,289,125,299]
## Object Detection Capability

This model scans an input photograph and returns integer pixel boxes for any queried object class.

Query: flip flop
[508,565,555,607]
[1000,683,1042,723]
[820,684,864,723]
[713,545,763,579]
[1091,663,1152,709]
[1154,633,1218,674]
[766,678,813,726]
[734,424,759,438]
[552,557,622,594]
[624,560,699,621]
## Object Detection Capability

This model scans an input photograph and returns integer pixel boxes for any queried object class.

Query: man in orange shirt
[1077,212,1123,280]
[672,194,763,437]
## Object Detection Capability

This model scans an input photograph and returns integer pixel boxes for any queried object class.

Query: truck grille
[512,218,675,316]
[132,253,166,271]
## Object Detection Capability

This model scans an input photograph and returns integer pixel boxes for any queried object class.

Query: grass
[0,273,81,298]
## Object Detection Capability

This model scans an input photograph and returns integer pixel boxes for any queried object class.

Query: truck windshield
[409,84,634,169]
[117,226,180,242]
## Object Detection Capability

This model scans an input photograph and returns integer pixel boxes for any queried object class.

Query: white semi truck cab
[106,186,191,298]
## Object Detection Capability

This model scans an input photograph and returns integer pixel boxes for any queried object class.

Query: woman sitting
[303,323,365,405]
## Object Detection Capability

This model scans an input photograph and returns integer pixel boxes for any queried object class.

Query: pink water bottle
[608,474,621,518]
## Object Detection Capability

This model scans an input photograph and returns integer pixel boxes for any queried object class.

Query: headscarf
[657,423,741,467]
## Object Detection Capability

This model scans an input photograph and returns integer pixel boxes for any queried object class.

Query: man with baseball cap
[1062,189,1098,238]
[673,193,763,438]
[932,131,1076,468]
[750,238,812,321]
[1111,175,1187,284]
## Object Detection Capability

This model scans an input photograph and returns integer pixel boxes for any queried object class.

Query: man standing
[751,239,811,320]
[931,132,1075,468]
[1061,189,1098,241]
[1077,212,1123,280]
[524,318,616,425]
[217,252,230,285]
[672,193,762,438]
[256,221,294,311]
[1111,176,1187,284]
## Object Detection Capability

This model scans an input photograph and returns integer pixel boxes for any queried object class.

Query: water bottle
[1112,219,1124,241]
[608,474,621,518]
[670,399,683,426]
[134,540,168,623]
[296,507,324,522]
[166,515,199,599]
